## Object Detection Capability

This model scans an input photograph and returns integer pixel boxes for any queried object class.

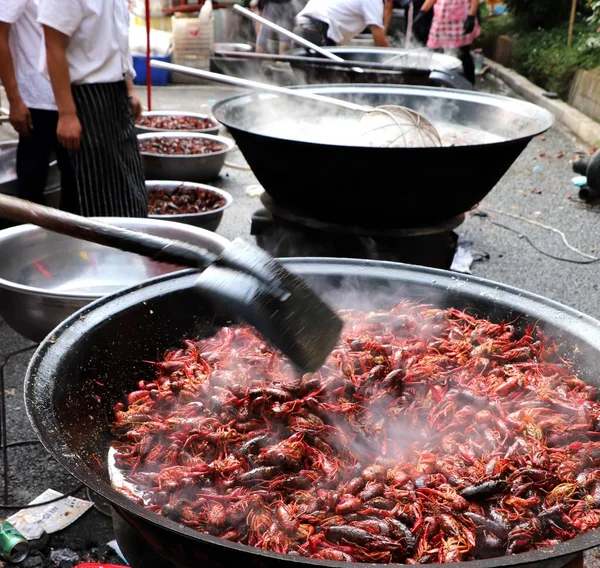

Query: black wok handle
[0,193,219,269]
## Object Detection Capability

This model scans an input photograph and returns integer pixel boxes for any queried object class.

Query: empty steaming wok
[211,84,554,228]
[287,47,470,89]
[25,258,600,568]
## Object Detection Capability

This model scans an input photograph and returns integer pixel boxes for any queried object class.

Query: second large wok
[211,85,554,228]
[25,258,600,568]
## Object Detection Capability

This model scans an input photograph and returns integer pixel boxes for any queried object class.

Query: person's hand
[129,94,143,121]
[412,10,426,28]
[57,112,82,151]
[412,10,430,43]
[463,14,476,34]
[9,98,32,136]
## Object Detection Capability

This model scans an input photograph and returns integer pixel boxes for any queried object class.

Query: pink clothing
[427,0,480,49]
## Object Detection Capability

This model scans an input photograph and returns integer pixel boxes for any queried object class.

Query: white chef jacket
[298,0,385,45]
[0,0,56,110]
[37,0,135,85]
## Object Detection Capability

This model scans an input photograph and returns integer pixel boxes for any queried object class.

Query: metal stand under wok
[252,195,463,269]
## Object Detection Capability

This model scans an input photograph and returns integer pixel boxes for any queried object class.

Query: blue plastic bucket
[133,53,171,86]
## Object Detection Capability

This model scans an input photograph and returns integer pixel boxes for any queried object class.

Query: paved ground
[0,73,599,566]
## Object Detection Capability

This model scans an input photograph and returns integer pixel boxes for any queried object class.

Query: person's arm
[370,25,391,46]
[420,0,436,12]
[0,21,32,135]
[469,0,478,16]
[42,24,81,151]
[383,0,393,33]
[364,0,390,46]
[125,78,142,121]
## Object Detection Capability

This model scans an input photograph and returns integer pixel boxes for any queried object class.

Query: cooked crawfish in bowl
[137,115,217,131]
[139,137,227,156]
[148,185,226,215]
[110,302,600,563]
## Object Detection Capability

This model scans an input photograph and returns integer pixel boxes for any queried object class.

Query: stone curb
[484,57,600,147]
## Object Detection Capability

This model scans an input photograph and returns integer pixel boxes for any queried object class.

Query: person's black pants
[458,45,475,85]
[293,17,336,48]
[434,45,476,85]
[16,108,77,211]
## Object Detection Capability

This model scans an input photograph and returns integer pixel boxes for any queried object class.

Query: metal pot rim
[24,258,600,568]
[145,180,234,218]
[212,83,555,149]
[136,111,221,133]
[138,132,235,158]
[0,218,230,300]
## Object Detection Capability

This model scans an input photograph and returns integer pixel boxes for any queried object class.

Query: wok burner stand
[113,508,178,568]
[252,196,464,269]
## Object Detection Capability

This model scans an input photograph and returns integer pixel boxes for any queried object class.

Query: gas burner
[252,195,464,269]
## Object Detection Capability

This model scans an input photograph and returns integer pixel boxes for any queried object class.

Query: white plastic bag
[130,23,173,57]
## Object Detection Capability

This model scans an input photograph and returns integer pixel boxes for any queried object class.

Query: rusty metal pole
[568,0,577,47]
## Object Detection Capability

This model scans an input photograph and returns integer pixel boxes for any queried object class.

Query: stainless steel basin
[138,132,235,183]
[146,180,233,232]
[136,111,221,136]
[0,218,229,342]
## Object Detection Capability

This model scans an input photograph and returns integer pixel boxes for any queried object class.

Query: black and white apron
[70,81,148,217]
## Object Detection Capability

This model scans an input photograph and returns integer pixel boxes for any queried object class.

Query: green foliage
[588,0,600,26]
[512,21,600,98]
[506,0,586,29]
[473,12,518,55]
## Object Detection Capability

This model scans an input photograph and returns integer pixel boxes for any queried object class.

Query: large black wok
[287,47,470,90]
[211,85,554,228]
[25,258,600,568]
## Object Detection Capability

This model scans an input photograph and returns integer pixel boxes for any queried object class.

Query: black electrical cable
[488,219,600,265]
[0,482,86,509]
[86,486,112,519]
[0,440,85,509]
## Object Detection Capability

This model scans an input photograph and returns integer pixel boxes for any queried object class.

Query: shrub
[512,20,600,98]
[506,0,587,29]
[587,0,600,27]
[474,11,518,56]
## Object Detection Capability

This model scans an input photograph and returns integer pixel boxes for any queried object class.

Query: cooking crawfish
[110,302,600,563]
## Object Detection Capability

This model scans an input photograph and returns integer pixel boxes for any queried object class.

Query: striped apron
[70,81,148,217]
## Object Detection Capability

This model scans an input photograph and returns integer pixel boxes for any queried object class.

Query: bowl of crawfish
[24,258,600,568]
[138,132,235,183]
[146,180,233,232]
[136,111,221,136]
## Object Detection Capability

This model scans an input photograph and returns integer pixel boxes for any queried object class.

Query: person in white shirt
[37,0,147,217]
[294,0,392,47]
[0,0,76,209]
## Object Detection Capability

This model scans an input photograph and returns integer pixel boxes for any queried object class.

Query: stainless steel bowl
[146,180,233,232]
[138,132,235,183]
[0,218,229,342]
[136,111,221,136]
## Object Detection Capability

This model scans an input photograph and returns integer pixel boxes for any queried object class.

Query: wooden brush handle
[0,194,218,268]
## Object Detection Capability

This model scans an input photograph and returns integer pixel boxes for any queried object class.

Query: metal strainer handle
[150,60,371,113]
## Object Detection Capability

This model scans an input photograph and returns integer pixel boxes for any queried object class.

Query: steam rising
[107,291,600,563]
